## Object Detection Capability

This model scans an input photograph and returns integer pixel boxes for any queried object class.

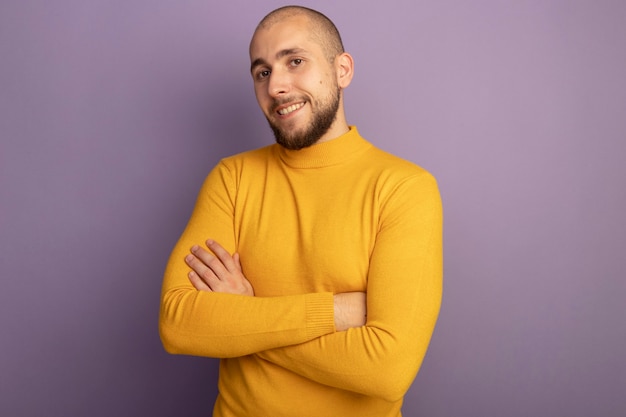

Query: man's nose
[268,69,291,97]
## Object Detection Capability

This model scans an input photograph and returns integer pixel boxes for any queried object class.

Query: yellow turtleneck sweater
[160,126,442,417]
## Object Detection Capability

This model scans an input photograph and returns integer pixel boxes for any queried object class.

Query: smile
[277,102,305,116]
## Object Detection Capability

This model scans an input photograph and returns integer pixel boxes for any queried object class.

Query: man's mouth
[276,102,305,116]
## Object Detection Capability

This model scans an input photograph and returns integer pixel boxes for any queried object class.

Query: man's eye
[291,59,303,66]
[258,70,271,79]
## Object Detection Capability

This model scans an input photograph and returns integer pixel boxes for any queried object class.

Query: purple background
[1,1,625,416]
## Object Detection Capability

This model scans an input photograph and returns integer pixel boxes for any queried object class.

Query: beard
[266,87,341,151]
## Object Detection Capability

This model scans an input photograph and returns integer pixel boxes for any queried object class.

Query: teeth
[278,103,304,115]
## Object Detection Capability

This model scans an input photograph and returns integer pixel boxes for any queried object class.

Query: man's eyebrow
[250,57,268,73]
[250,48,307,73]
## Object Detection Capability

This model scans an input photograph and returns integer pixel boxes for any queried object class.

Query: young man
[160,6,442,417]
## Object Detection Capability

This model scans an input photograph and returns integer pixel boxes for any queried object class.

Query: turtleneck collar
[276,126,371,169]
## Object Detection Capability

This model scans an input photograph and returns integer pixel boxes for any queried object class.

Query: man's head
[255,6,345,64]
[249,6,354,150]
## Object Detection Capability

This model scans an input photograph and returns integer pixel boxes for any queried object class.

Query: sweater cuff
[304,292,336,339]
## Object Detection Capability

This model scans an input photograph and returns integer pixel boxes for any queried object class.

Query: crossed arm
[185,239,367,331]
[159,163,442,400]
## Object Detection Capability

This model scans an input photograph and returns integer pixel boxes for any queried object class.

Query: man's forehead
[249,20,319,61]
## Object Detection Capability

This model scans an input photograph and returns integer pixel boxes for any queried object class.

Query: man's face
[249,16,341,150]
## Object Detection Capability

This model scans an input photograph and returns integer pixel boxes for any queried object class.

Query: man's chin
[276,136,317,150]
[274,130,320,150]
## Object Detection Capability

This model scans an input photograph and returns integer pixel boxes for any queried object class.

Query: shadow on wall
[149,68,273,414]
[198,68,272,159]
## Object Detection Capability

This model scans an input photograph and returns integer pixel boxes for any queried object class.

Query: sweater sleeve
[256,172,443,401]
[159,162,336,358]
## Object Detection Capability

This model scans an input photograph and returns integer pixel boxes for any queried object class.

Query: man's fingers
[188,270,213,292]
[185,240,253,296]
[206,240,238,271]
[190,245,229,277]
[185,252,224,290]
[233,252,242,272]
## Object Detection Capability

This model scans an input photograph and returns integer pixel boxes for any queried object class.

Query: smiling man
[160,6,443,417]
[249,10,348,150]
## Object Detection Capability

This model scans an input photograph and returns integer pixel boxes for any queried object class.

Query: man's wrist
[333,292,367,331]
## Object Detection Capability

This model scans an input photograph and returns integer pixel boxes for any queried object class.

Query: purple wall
[1,1,624,415]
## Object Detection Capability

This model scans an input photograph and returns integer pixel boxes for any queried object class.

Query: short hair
[254,5,345,63]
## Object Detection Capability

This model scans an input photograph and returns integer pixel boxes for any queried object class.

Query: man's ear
[335,52,354,89]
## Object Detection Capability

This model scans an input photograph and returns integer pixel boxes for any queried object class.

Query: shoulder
[201,144,278,192]
[362,143,438,188]
[351,139,442,216]
[209,144,281,179]
[219,144,277,168]
[366,148,442,221]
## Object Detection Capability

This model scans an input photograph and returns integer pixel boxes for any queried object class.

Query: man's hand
[185,240,254,296]
[334,292,367,331]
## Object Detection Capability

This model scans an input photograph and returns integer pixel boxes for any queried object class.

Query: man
[160,6,442,417]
